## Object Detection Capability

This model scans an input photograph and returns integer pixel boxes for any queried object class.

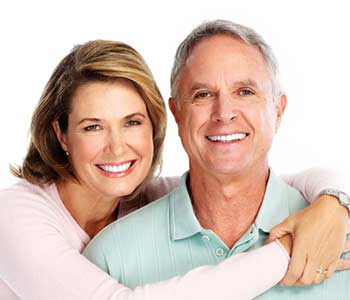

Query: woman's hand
[267,195,349,286]
[278,234,293,256]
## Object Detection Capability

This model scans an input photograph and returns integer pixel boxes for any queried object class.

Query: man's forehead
[187,35,260,61]
[178,35,272,92]
[182,36,268,75]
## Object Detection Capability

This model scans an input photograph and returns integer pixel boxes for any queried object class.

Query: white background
[0,0,349,190]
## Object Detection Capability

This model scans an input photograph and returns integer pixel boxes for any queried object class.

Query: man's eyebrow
[188,79,259,93]
[231,79,259,88]
[188,83,211,94]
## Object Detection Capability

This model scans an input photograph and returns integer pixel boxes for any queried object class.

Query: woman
[0,40,348,300]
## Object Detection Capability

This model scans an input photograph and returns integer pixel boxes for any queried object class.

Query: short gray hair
[170,20,281,106]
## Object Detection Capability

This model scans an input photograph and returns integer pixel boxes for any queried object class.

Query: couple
[0,20,349,299]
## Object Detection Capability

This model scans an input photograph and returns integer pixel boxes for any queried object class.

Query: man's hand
[267,195,349,286]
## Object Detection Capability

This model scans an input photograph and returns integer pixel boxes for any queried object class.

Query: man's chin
[205,163,251,178]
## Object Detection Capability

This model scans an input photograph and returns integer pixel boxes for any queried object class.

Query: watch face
[339,193,350,206]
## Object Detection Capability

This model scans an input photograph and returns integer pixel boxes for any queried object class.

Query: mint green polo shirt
[84,171,350,299]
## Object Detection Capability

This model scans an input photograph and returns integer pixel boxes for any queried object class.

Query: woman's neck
[56,180,120,238]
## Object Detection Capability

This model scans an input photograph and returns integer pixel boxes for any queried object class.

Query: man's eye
[238,89,254,96]
[194,91,212,99]
[126,120,141,127]
[84,124,102,131]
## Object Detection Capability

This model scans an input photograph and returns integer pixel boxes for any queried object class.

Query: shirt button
[202,235,210,241]
[250,225,256,234]
[215,248,225,256]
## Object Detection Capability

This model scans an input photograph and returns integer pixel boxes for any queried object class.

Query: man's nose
[210,93,239,123]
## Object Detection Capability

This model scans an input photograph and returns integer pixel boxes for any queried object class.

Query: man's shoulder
[119,189,174,224]
[281,179,309,213]
[271,171,308,211]
[92,188,176,246]
[85,189,178,273]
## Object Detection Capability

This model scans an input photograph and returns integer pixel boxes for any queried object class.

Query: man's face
[170,35,286,178]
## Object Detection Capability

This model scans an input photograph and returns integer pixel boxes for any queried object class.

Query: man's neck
[189,166,269,248]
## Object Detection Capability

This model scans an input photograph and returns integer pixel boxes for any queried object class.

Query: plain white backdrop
[0,0,349,190]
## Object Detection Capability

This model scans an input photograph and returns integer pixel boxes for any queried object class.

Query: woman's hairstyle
[12,40,166,199]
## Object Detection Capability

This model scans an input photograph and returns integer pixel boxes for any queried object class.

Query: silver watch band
[318,188,350,214]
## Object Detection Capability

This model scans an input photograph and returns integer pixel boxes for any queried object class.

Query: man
[84,20,350,298]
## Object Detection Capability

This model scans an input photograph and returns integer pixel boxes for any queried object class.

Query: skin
[279,234,293,256]
[53,79,154,237]
[170,35,286,248]
[172,36,286,182]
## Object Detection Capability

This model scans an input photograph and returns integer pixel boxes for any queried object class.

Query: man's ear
[168,97,180,123]
[52,120,68,152]
[275,93,287,132]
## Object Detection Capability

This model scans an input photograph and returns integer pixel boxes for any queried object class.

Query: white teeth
[207,133,247,142]
[99,162,132,173]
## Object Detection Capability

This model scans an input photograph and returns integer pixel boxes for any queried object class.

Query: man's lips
[206,133,249,142]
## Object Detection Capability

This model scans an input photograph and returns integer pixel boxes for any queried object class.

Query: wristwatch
[318,189,350,214]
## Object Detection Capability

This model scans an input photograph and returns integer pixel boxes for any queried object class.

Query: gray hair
[170,20,281,107]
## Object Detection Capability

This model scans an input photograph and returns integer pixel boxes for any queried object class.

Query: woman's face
[54,80,154,199]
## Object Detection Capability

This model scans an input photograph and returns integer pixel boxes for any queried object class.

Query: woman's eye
[126,120,141,127]
[84,124,102,131]
[238,89,254,96]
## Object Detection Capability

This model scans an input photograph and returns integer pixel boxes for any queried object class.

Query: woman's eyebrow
[78,117,101,125]
[124,112,146,119]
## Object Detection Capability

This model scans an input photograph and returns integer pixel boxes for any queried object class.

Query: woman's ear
[52,120,68,152]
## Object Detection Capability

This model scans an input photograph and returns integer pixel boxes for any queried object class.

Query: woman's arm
[0,185,289,300]
[120,241,289,300]
[146,167,348,205]
[281,167,348,201]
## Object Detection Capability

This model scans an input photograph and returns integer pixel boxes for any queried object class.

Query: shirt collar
[169,169,293,240]
[255,169,291,233]
[169,172,203,241]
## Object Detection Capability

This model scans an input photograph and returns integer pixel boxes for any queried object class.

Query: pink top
[0,170,345,300]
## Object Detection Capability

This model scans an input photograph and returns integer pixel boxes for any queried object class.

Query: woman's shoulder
[0,179,88,248]
[0,179,61,217]
[1,179,55,201]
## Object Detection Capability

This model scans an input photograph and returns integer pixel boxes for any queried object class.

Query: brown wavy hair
[12,40,166,200]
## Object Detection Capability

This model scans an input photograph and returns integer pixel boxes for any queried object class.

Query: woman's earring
[65,151,69,156]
